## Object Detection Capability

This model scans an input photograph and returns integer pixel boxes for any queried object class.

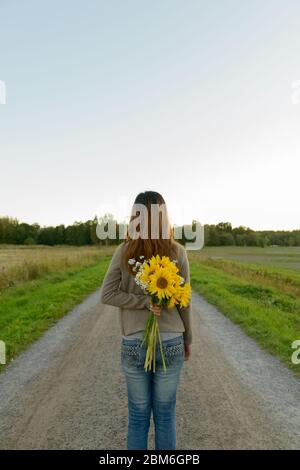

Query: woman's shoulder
[172,239,186,254]
[112,239,134,261]
[112,240,127,256]
[172,240,187,264]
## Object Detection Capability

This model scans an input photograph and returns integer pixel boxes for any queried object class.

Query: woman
[100,191,192,450]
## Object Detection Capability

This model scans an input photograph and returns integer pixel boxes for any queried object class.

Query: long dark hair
[122,191,179,274]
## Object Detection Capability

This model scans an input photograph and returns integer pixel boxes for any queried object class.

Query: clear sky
[0,0,299,230]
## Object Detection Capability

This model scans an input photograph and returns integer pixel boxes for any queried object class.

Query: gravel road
[0,289,299,450]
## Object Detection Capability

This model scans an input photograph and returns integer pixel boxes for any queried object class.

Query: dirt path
[0,290,299,450]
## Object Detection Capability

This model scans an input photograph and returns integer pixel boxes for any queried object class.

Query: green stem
[142,300,168,372]
[157,324,167,372]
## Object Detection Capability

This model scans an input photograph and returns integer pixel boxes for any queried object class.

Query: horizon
[1,212,299,233]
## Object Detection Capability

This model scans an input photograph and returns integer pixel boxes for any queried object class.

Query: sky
[0,0,299,230]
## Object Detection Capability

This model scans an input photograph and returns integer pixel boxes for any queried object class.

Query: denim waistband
[121,334,183,347]
[122,331,183,341]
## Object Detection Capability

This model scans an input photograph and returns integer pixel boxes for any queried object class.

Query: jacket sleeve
[176,246,193,346]
[100,244,150,309]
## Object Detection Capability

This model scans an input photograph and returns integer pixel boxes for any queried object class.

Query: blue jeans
[121,334,184,450]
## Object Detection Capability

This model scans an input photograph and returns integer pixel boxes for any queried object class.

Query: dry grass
[188,246,300,271]
[0,244,116,290]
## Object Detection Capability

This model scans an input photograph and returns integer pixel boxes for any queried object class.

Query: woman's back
[100,240,192,345]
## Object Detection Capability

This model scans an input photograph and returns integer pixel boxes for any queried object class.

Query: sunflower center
[157,277,168,289]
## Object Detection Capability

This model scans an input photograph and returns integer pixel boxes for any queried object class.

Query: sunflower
[131,253,192,373]
[167,294,177,309]
[174,283,192,308]
[149,254,162,266]
[139,262,157,285]
[158,255,172,267]
[161,257,180,276]
[149,254,179,273]
[148,266,177,301]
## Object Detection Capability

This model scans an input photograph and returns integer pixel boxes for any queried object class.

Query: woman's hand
[184,343,191,361]
[149,302,162,316]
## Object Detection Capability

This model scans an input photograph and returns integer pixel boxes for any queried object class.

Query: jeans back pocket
[121,340,144,368]
[163,337,184,367]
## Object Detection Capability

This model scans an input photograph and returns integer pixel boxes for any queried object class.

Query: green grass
[190,246,300,271]
[2,244,300,378]
[189,258,300,376]
[0,256,111,371]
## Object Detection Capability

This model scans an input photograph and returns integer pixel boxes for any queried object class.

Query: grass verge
[0,257,110,372]
[190,259,300,376]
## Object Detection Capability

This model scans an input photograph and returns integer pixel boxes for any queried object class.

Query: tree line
[0,216,299,247]
[203,222,300,247]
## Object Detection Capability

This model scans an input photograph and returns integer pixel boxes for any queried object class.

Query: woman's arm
[176,246,193,346]
[100,244,150,309]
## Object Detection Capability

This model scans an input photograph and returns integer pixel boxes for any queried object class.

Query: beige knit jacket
[100,240,193,345]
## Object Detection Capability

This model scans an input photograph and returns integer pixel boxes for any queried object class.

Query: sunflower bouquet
[128,254,191,372]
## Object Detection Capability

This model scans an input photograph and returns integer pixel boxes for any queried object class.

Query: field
[188,246,300,375]
[1,244,300,376]
[0,245,115,370]
[188,246,300,271]
[0,244,116,290]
